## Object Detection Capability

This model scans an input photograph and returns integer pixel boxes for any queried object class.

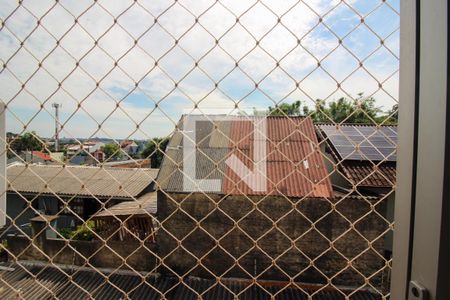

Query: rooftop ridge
[7,162,158,172]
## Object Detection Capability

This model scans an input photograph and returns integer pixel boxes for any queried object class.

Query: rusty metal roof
[223,117,332,198]
[93,192,157,217]
[0,263,382,300]
[158,116,333,198]
[7,164,159,198]
[340,161,397,188]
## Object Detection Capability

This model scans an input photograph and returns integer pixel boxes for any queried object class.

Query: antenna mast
[52,103,61,152]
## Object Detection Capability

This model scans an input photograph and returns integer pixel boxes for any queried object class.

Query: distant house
[65,144,80,156]
[156,115,388,287]
[121,140,139,156]
[316,124,397,257]
[92,149,105,162]
[49,152,65,163]
[65,141,105,157]
[7,151,58,165]
[136,141,146,154]
[83,141,105,153]
[66,141,106,165]
[4,164,159,234]
[68,154,89,165]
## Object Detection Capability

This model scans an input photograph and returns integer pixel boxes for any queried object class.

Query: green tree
[268,100,302,116]
[326,97,356,122]
[10,131,43,153]
[141,137,169,168]
[304,94,382,124]
[303,99,329,122]
[101,143,122,160]
[383,104,398,124]
[59,221,95,241]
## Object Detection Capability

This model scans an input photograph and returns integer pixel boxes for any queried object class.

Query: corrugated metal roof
[157,147,229,193]
[93,192,157,217]
[158,116,332,198]
[173,277,382,300]
[316,124,397,188]
[7,164,159,198]
[0,263,382,300]
[158,119,231,192]
[341,161,396,188]
[223,117,332,198]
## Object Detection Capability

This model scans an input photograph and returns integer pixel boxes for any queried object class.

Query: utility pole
[52,103,61,152]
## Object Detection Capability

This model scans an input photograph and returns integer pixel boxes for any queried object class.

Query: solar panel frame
[329,135,353,146]
[319,124,397,162]
[334,145,356,155]
[348,135,366,142]
[380,126,397,137]
[361,139,396,148]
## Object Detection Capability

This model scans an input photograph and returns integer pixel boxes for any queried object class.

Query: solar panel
[320,125,397,162]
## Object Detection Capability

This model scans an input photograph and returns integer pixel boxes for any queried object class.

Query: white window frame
[392,0,449,299]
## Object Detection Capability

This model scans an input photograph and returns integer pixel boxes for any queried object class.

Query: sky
[0,0,399,140]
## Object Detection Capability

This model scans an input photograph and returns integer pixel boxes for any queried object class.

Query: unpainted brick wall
[157,191,387,286]
[7,235,159,272]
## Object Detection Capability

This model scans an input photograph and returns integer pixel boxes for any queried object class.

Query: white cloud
[0,0,399,139]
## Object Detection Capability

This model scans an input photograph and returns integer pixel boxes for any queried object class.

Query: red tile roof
[31,151,52,161]
[340,161,396,188]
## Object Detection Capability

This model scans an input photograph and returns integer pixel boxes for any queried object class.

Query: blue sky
[0,0,399,139]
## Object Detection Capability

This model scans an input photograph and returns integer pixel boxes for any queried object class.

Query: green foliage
[268,100,302,116]
[302,100,328,122]
[384,104,398,124]
[266,94,396,124]
[47,143,56,153]
[302,94,382,123]
[141,137,169,168]
[0,240,8,253]
[59,221,95,241]
[59,228,72,239]
[101,143,123,160]
[71,222,95,240]
[9,131,43,154]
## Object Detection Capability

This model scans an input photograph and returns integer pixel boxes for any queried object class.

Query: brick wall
[7,235,159,272]
[157,191,387,286]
